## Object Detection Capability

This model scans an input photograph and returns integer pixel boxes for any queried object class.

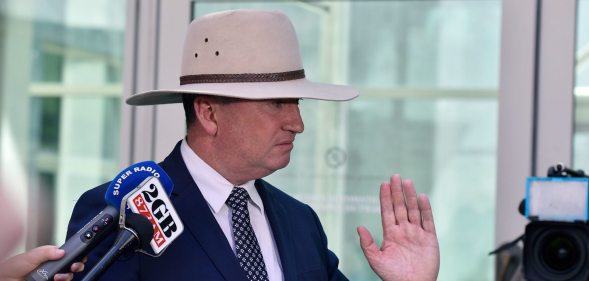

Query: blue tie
[226,187,269,281]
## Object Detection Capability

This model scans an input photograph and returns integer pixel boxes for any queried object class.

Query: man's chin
[262,158,291,177]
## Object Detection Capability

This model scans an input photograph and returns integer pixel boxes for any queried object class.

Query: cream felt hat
[126,9,359,105]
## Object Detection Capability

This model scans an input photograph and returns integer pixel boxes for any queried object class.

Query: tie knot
[226,187,250,209]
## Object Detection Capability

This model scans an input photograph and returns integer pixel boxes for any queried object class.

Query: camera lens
[524,222,589,281]
[541,233,579,272]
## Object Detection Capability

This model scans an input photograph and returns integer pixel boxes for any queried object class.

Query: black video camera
[523,164,589,281]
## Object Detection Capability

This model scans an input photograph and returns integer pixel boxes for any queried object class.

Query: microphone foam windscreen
[125,213,155,249]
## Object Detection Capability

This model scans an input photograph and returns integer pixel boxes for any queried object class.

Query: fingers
[418,193,436,233]
[54,256,85,280]
[54,272,74,281]
[403,179,421,225]
[70,260,85,273]
[380,182,395,236]
[381,174,435,233]
[390,175,408,224]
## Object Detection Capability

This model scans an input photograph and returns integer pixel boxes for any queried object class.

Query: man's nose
[283,104,304,134]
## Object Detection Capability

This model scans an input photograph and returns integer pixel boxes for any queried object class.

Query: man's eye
[269,99,299,108]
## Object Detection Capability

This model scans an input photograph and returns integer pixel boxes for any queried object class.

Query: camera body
[524,177,589,281]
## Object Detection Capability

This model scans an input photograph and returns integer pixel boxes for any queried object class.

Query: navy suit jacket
[66,141,348,280]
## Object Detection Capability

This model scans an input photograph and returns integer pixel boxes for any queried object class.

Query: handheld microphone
[80,176,184,280]
[26,161,173,281]
[80,213,154,281]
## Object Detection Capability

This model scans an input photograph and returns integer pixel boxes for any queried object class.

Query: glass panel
[574,0,589,169]
[193,1,500,280]
[0,0,125,246]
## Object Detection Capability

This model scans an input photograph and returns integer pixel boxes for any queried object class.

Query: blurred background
[0,0,588,280]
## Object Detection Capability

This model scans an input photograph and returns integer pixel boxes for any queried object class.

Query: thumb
[357,226,378,258]
[24,245,65,264]
[18,245,65,267]
[0,245,65,278]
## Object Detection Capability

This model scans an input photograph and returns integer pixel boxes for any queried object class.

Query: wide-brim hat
[126,9,359,106]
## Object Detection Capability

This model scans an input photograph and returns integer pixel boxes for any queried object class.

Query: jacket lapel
[256,180,297,281]
[161,142,248,281]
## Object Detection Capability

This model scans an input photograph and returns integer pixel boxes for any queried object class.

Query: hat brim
[126,78,359,105]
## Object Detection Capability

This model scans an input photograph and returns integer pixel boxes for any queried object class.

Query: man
[67,10,439,281]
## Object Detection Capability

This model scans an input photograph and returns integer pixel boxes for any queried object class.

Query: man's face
[214,98,304,182]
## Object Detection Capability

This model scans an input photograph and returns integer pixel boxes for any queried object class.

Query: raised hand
[358,174,440,281]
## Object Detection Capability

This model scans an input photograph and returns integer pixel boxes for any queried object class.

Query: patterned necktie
[226,187,269,281]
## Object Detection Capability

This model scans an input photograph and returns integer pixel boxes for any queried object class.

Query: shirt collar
[180,139,264,214]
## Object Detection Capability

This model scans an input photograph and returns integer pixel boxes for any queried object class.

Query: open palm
[358,175,440,281]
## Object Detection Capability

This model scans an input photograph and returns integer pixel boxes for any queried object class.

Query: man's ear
[193,96,218,136]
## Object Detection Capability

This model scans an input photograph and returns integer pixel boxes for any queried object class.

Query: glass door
[159,1,503,280]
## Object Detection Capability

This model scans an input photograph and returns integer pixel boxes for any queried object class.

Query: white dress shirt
[180,139,284,281]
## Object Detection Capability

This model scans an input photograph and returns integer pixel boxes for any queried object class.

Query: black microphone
[80,175,184,280]
[80,213,154,281]
[25,161,173,281]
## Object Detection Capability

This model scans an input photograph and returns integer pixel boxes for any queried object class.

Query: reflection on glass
[0,0,125,245]
[193,1,500,280]
[574,0,589,169]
